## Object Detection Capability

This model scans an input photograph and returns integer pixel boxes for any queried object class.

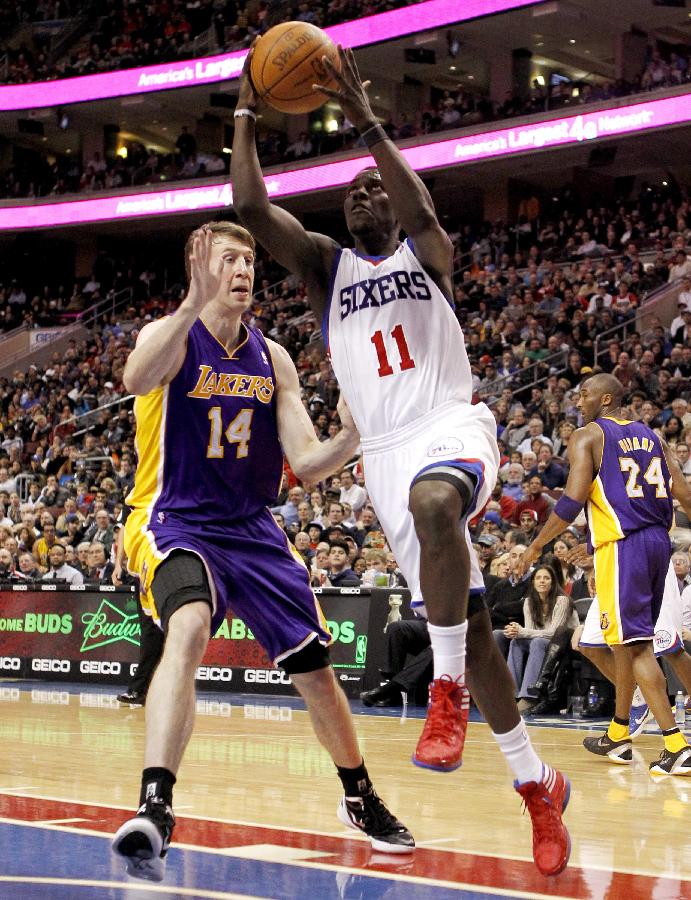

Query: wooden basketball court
[0,682,689,898]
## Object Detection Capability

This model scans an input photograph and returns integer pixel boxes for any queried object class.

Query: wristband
[234,108,257,121]
[554,494,584,523]
[361,123,388,149]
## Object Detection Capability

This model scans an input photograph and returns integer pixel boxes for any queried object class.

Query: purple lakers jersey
[127,319,282,524]
[586,416,673,548]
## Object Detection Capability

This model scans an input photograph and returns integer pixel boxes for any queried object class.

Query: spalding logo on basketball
[250,22,341,114]
[427,438,464,458]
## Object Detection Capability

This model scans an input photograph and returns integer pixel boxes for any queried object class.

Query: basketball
[250,22,341,114]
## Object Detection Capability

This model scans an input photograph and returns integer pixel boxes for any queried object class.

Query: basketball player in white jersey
[231,46,570,876]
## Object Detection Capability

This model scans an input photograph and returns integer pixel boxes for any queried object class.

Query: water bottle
[571,695,585,719]
[587,683,599,712]
[675,691,686,727]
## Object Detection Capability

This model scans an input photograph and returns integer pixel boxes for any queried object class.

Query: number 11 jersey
[324,239,472,438]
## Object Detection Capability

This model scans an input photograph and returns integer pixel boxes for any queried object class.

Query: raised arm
[268,340,359,484]
[230,60,336,318]
[519,424,601,574]
[123,228,222,395]
[317,46,454,294]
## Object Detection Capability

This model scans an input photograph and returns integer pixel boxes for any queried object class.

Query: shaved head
[582,374,624,406]
[578,374,625,424]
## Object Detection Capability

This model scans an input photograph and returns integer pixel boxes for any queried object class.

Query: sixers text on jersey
[339,269,432,320]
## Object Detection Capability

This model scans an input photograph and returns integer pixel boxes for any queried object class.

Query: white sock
[427,621,467,682]
[492,720,545,785]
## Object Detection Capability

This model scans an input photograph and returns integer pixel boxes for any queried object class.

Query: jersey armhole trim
[321,247,342,350]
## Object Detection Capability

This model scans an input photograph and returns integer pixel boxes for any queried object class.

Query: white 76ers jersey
[323,239,472,438]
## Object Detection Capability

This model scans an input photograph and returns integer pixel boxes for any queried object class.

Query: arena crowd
[1,174,691,710]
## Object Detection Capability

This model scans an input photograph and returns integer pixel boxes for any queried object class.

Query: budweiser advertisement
[0,585,393,696]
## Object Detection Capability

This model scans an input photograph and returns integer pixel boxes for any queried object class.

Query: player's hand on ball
[185,227,224,313]
[314,45,373,131]
[237,42,259,110]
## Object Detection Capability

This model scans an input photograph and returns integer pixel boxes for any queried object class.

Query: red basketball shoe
[412,675,469,772]
[515,766,571,877]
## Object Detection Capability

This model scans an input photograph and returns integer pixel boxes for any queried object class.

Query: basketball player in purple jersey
[522,374,691,776]
[232,47,570,876]
[111,222,414,882]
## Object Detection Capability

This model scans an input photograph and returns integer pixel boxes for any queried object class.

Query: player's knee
[165,603,210,659]
[409,482,460,543]
[291,665,340,703]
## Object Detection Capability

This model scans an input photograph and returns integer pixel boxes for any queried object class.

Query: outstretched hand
[517,543,540,579]
[185,227,224,313]
[313,45,374,131]
[237,43,259,110]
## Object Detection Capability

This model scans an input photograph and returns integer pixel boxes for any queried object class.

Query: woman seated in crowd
[494,564,579,713]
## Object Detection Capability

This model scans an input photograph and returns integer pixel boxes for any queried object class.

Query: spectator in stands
[327,540,360,587]
[516,418,552,454]
[33,520,57,568]
[672,551,691,594]
[0,547,17,580]
[86,541,113,582]
[668,249,691,282]
[487,540,530,638]
[42,543,84,586]
[501,463,525,502]
[476,534,500,581]
[529,445,566,490]
[74,541,91,575]
[293,531,314,566]
[322,500,356,541]
[83,508,115,553]
[352,506,379,546]
[272,485,304,527]
[16,551,42,580]
[339,468,367,517]
[513,476,550,525]
[504,565,578,713]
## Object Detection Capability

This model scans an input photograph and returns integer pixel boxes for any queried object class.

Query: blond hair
[490,552,510,576]
[184,221,256,282]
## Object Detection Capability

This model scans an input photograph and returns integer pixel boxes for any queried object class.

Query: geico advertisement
[0,589,370,678]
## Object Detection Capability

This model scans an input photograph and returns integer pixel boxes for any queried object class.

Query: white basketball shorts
[579,559,683,656]
[360,399,499,615]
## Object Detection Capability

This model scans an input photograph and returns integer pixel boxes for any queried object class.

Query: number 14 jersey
[323,239,472,438]
[126,319,283,524]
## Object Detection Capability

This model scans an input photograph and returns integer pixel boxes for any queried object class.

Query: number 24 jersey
[587,416,673,548]
[323,239,472,439]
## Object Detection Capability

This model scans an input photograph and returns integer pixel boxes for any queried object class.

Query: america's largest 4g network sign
[0,0,540,110]
[2,91,689,232]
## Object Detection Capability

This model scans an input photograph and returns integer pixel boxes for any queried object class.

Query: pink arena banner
[0,0,541,111]
[3,92,690,231]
